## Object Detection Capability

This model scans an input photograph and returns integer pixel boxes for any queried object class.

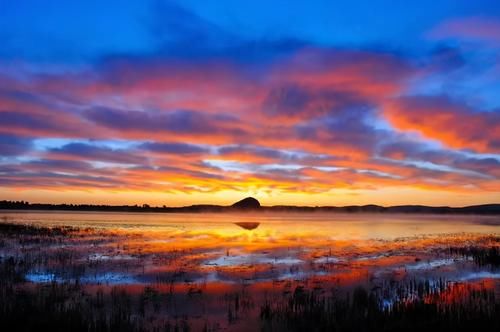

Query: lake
[2,210,499,237]
[0,211,499,330]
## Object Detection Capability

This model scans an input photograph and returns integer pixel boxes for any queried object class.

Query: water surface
[1,211,498,330]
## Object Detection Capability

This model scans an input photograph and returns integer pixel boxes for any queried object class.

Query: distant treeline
[1,200,500,214]
[0,200,228,213]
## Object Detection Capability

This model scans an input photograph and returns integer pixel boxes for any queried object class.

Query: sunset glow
[1,1,500,206]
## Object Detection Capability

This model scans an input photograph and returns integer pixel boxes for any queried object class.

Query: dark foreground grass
[0,257,498,332]
[0,221,79,236]
[448,245,500,267]
[0,274,191,332]
[260,283,499,332]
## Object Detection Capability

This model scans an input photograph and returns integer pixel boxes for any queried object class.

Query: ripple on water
[25,271,138,285]
[204,254,303,267]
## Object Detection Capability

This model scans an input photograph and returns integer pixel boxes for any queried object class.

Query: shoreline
[1,203,500,215]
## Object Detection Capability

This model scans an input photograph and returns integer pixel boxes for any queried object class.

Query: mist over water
[1,211,498,239]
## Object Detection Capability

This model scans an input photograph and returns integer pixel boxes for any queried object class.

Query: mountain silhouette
[231,197,261,210]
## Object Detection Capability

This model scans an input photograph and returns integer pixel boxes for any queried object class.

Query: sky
[0,0,500,207]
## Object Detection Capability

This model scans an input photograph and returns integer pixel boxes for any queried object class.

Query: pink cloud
[430,17,500,45]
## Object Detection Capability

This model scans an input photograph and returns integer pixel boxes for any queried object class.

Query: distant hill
[0,199,499,215]
[231,197,261,210]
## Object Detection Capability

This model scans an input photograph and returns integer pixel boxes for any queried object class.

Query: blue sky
[1,1,499,61]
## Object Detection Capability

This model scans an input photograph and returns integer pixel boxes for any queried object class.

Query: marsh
[0,211,498,331]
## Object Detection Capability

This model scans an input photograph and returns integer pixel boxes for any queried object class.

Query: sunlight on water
[0,211,498,330]
[0,211,497,284]
[1,211,498,238]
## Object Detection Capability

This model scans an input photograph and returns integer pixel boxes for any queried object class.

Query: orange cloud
[383,96,500,153]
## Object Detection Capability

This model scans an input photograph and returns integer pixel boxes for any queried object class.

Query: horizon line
[1,198,499,210]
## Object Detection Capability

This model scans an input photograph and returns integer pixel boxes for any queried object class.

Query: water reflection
[0,211,498,330]
[0,212,495,286]
[234,222,260,230]
[1,211,498,240]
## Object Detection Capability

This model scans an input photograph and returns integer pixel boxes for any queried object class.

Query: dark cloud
[218,145,284,160]
[144,1,308,64]
[428,44,466,71]
[0,88,89,138]
[0,170,123,189]
[139,142,208,154]
[294,108,385,156]
[0,111,60,133]
[0,134,32,156]
[25,159,93,172]
[149,1,234,53]
[50,142,144,165]
[84,107,245,136]
[262,84,371,118]
[379,139,500,178]
[453,157,500,175]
